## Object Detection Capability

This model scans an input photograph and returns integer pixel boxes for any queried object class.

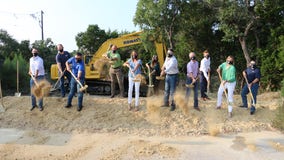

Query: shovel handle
[68,70,84,88]
[53,69,66,89]
[217,71,228,100]
[243,74,256,105]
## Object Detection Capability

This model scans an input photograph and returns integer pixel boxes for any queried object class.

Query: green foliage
[0,54,29,95]
[272,79,284,131]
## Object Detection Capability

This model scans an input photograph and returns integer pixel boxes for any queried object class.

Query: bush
[272,79,284,131]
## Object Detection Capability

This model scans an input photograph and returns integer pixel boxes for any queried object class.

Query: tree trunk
[239,36,251,66]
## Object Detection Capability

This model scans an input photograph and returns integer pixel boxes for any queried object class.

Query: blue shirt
[245,67,261,83]
[127,59,142,78]
[67,57,85,79]
[56,51,71,69]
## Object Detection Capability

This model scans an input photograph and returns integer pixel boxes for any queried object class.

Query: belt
[167,73,178,76]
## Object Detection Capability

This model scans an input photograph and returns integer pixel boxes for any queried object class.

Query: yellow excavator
[50,31,166,95]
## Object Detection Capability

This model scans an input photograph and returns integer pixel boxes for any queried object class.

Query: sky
[0,0,140,51]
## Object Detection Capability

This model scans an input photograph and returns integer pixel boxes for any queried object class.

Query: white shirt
[199,57,210,80]
[29,56,45,76]
[163,56,179,74]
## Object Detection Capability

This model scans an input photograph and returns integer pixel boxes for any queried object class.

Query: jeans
[67,77,84,107]
[217,81,236,113]
[164,74,178,106]
[30,75,45,108]
[185,77,199,108]
[60,71,71,96]
[200,72,208,98]
[128,77,140,106]
[241,83,259,110]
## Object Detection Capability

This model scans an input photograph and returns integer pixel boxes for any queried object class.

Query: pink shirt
[187,60,199,78]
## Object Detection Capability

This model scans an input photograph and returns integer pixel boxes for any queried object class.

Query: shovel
[69,70,88,92]
[0,80,5,112]
[15,60,21,97]
[243,74,256,114]
[217,72,229,105]
[146,66,154,97]
[50,69,66,92]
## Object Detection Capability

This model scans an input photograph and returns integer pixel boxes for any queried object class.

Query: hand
[222,80,227,86]
[192,78,197,84]
[160,70,165,76]
[66,68,71,72]
[248,83,252,88]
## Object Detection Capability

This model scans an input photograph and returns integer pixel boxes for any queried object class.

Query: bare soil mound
[0,91,281,137]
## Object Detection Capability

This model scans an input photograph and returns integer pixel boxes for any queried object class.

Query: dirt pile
[0,92,281,137]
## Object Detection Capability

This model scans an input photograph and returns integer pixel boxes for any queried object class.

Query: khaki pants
[109,67,124,96]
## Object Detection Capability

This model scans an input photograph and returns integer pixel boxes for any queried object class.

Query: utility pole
[40,10,44,41]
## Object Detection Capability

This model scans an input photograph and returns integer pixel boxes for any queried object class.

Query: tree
[0,29,20,60]
[134,0,183,49]
[217,0,261,65]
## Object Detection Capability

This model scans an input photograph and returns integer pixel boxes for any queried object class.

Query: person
[185,52,201,111]
[160,49,179,111]
[123,50,142,111]
[65,52,85,111]
[216,55,236,118]
[146,55,160,93]
[29,48,45,111]
[55,44,72,97]
[107,45,124,98]
[240,59,261,115]
[199,50,211,101]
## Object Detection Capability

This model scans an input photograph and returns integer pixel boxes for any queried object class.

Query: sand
[0,91,283,159]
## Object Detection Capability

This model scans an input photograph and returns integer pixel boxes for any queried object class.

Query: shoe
[202,97,207,101]
[77,106,82,112]
[216,106,221,109]
[65,104,72,108]
[205,97,211,100]
[128,104,132,111]
[239,105,248,109]
[228,112,232,118]
[30,106,36,111]
[170,105,176,111]
[194,107,201,111]
[39,107,43,111]
[134,106,139,112]
[110,95,115,98]
[250,106,256,115]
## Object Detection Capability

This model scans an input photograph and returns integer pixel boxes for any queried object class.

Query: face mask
[205,55,210,59]
[167,53,173,58]
[76,58,82,63]
[251,64,256,69]
[112,50,116,53]
[59,49,63,52]
[227,61,233,65]
[33,53,38,57]
[191,56,196,60]
[132,55,138,59]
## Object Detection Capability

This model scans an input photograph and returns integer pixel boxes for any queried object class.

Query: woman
[216,55,236,118]
[146,55,160,93]
[123,50,142,111]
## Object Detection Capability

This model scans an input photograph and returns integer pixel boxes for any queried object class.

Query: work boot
[30,105,36,111]
[77,106,83,112]
[65,104,72,108]
[250,106,256,115]
[170,105,176,111]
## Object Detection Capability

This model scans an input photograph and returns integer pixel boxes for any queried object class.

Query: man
[65,52,85,111]
[107,45,124,98]
[29,48,45,111]
[185,52,200,111]
[216,55,236,118]
[240,59,261,115]
[160,49,179,111]
[199,50,211,100]
[56,44,71,97]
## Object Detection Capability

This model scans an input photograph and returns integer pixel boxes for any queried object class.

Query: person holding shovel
[216,55,236,118]
[240,59,261,115]
[65,52,85,111]
[146,55,160,94]
[56,44,71,97]
[160,49,179,111]
[185,52,201,111]
[199,50,211,101]
[123,50,142,111]
[29,48,45,111]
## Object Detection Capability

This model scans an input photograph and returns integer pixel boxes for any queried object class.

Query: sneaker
[39,107,43,111]
[77,106,82,112]
[65,104,72,108]
[194,107,201,111]
[228,112,232,118]
[30,106,36,111]
[239,105,248,109]
[170,105,176,111]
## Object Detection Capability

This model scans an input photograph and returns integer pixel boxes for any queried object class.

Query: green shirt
[107,51,122,68]
[219,62,236,82]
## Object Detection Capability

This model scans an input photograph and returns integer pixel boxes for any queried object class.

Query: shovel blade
[14,92,21,97]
